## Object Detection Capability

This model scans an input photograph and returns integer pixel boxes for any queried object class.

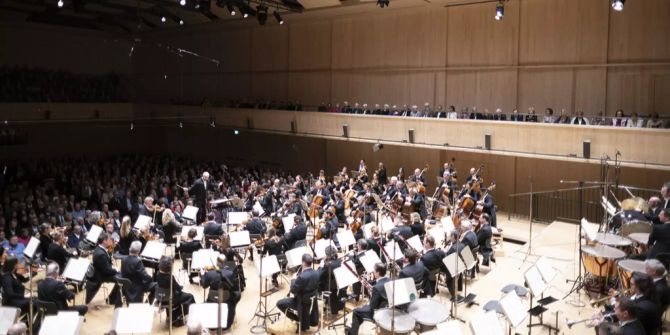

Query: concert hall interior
[1,0,670,334]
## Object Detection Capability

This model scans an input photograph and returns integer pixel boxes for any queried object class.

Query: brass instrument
[589,288,633,307]
[566,312,615,328]
[342,257,374,297]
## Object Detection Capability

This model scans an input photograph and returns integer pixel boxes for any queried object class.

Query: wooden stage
[51,215,666,334]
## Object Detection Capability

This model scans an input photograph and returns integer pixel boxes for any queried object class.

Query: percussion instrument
[627,232,650,254]
[595,233,632,249]
[582,244,626,293]
[617,259,646,289]
[407,298,450,331]
[620,219,652,237]
[373,308,416,335]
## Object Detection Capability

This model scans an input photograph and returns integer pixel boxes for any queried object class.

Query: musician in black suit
[187,172,221,223]
[46,232,76,274]
[179,228,202,284]
[479,190,497,227]
[377,162,388,187]
[613,297,646,335]
[421,235,446,297]
[630,273,662,335]
[444,230,465,299]
[38,263,88,315]
[38,223,53,261]
[409,188,428,220]
[477,214,494,266]
[277,254,321,332]
[121,241,155,303]
[409,212,425,238]
[645,259,670,312]
[319,246,346,315]
[0,257,32,314]
[85,232,122,307]
[646,197,663,225]
[348,263,390,335]
[284,216,307,249]
[409,168,427,188]
[333,193,346,224]
[646,209,670,259]
[662,182,670,209]
[200,255,240,330]
[202,212,223,237]
[262,228,285,287]
[399,248,428,297]
[156,256,195,327]
[138,196,163,227]
[244,211,266,235]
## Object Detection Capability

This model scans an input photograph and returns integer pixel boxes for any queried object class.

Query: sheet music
[229,230,251,247]
[39,312,82,335]
[336,230,356,249]
[460,245,477,270]
[190,249,220,270]
[63,257,91,282]
[313,239,333,259]
[282,214,296,231]
[406,235,424,253]
[536,256,557,283]
[441,216,455,232]
[180,226,204,241]
[359,250,383,274]
[188,303,228,329]
[23,237,40,260]
[581,218,597,241]
[436,320,466,334]
[442,252,466,277]
[384,241,404,261]
[500,292,528,328]
[253,201,265,216]
[524,265,547,297]
[362,222,375,239]
[227,211,248,225]
[383,277,418,307]
[255,255,281,278]
[113,304,155,334]
[333,260,359,289]
[286,246,310,268]
[134,215,152,230]
[380,215,395,233]
[0,307,19,334]
[141,241,166,260]
[469,310,504,335]
[85,225,103,244]
[429,227,446,247]
[182,206,199,222]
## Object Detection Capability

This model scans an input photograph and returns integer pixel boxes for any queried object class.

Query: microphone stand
[168,265,174,335]
[391,238,396,335]
[27,259,35,335]
[451,236,465,323]
[560,180,588,307]
[518,176,537,269]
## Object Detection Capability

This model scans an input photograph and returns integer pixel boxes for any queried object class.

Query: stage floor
[61,217,665,334]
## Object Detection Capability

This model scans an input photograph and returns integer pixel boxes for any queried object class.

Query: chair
[178,251,194,283]
[154,286,184,325]
[204,235,220,249]
[294,239,307,248]
[115,277,132,307]
[206,287,231,303]
[427,268,441,295]
[36,299,58,325]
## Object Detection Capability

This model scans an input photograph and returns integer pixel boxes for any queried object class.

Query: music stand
[313,239,333,260]
[229,230,251,248]
[359,250,383,274]
[0,306,20,335]
[40,311,83,335]
[525,264,559,334]
[443,250,466,322]
[383,241,404,261]
[112,303,155,334]
[460,246,479,306]
[134,215,152,231]
[84,225,103,248]
[250,252,281,333]
[188,303,228,329]
[500,292,528,333]
[429,227,447,248]
[180,226,204,241]
[336,230,356,250]
[469,310,504,335]
[63,257,91,305]
[253,201,265,217]
[141,241,166,264]
[227,212,248,232]
[22,237,39,335]
[282,214,297,232]
[190,249,220,270]
[182,206,199,224]
[406,235,424,254]
[383,277,418,307]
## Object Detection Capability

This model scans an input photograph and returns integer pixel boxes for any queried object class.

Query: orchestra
[0,161,666,335]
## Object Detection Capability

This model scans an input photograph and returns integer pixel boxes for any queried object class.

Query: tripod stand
[250,253,280,333]
[518,176,538,269]
[561,180,589,307]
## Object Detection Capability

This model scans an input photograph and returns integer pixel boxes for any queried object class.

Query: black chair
[206,287,231,303]
[115,277,133,306]
[204,235,220,249]
[154,286,184,325]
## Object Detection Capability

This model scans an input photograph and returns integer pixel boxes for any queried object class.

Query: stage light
[226,0,236,15]
[611,0,625,11]
[179,122,183,129]
[257,5,267,25]
[130,123,134,130]
[377,0,389,8]
[273,11,283,24]
[239,2,256,18]
[372,143,384,152]
[180,0,186,5]
[57,0,64,8]
[234,130,240,135]
[161,16,167,23]
[495,1,504,20]
[179,19,184,25]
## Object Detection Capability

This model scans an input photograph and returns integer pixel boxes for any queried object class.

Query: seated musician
[351,239,369,301]
[0,256,33,314]
[323,211,339,241]
[365,226,382,256]
[409,212,425,237]
[287,193,303,217]
[478,188,497,227]
[646,208,670,259]
[629,273,662,335]
[245,210,267,236]
[200,255,240,330]
[409,187,428,221]
[284,216,307,250]
[409,168,427,188]
[85,232,122,307]
[160,208,181,245]
[420,236,446,297]
[334,192,347,224]
[38,262,88,316]
[310,180,330,201]
[319,246,346,315]
[347,263,389,335]
[444,230,465,300]
[614,297,646,335]
[460,220,479,251]
[38,223,53,261]
[179,228,202,284]
[46,231,76,274]
[202,212,223,236]
[156,256,195,327]
[67,224,84,249]
[644,259,670,312]
[262,228,285,287]
[476,214,494,266]
[121,241,155,303]
[213,234,246,292]
[117,216,134,256]
[399,248,428,297]
[277,254,320,332]
[647,197,662,225]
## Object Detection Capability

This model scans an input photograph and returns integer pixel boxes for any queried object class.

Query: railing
[509,184,657,224]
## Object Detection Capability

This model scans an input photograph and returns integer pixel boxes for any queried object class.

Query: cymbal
[620,197,649,212]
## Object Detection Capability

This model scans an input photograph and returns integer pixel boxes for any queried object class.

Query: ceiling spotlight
[372,142,384,152]
[179,19,184,25]
[495,1,504,20]
[611,0,625,11]
[179,122,183,129]
[57,0,64,7]
[130,123,134,130]
[210,120,216,128]
[273,11,283,24]
[377,0,389,8]
[161,16,167,23]
[257,5,267,25]
[180,0,186,5]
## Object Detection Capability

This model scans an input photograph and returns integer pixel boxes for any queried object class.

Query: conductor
[183,172,221,223]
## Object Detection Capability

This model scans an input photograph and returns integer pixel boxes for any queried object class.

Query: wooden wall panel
[608,0,670,62]
[331,73,408,107]
[606,67,654,116]
[446,70,517,113]
[287,72,331,106]
[519,0,608,64]
[447,1,519,66]
[251,73,288,100]
[518,69,573,113]
[330,18,355,70]
[288,21,332,70]
[220,73,252,101]
[220,29,253,72]
[653,74,670,115]
[574,69,607,114]
[251,26,289,71]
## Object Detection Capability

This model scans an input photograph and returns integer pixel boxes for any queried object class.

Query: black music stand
[250,252,280,333]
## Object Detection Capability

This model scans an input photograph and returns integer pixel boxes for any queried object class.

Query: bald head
[46,262,60,278]
[202,172,210,181]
